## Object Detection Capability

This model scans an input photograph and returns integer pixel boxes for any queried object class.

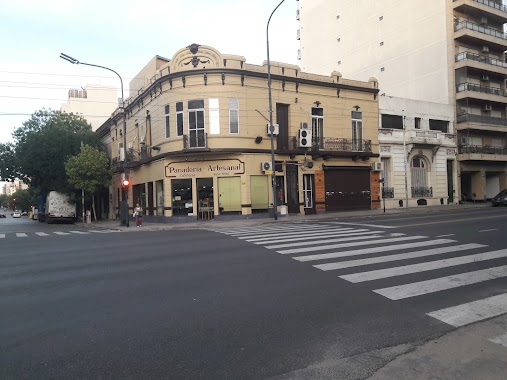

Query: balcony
[454,21,507,50]
[382,187,394,198]
[412,187,433,197]
[453,0,507,22]
[455,51,507,75]
[183,132,208,150]
[288,137,372,153]
[458,144,507,161]
[457,113,507,132]
[456,82,507,103]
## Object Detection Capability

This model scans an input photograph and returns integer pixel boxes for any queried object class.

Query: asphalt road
[1,207,506,379]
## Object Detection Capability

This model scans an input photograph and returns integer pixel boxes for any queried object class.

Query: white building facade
[61,85,118,131]
[298,0,507,201]
[378,97,458,208]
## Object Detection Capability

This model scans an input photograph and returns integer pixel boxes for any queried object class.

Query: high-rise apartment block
[298,0,507,200]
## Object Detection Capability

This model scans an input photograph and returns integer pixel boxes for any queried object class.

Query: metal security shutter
[324,167,371,211]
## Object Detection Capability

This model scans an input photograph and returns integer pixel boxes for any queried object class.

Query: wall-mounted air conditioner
[482,45,490,53]
[371,162,384,171]
[300,122,310,130]
[483,104,493,111]
[261,161,273,173]
[266,124,279,135]
[461,136,469,145]
[482,75,490,81]
[480,17,488,25]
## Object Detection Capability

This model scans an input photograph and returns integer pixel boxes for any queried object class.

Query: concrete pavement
[79,202,493,231]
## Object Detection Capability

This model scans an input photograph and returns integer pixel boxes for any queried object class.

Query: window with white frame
[351,111,363,151]
[229,98,239,134]
[209,98,220,135]
[311,107,323,148]
[176,101,184,136]
[188,99,205,148]
[165,104,170,138]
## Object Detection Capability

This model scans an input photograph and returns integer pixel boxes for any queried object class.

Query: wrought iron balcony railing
[457,113,507,127]
[456,82,507,97]
[454,0,507,14]
[183,132,208,149]
[412,187,433,197]
[288,137,372,152]
[382,187,394,198]
[459,145,507,155]
[454,20,507,40]
[455,51,507,69]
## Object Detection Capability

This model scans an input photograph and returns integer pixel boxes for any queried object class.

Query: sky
[0,0,299,191]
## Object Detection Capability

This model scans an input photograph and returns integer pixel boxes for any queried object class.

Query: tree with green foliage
[11,109,102,194]
[65,144,112,221]
[9,189,34,212]
[0,143,19,182]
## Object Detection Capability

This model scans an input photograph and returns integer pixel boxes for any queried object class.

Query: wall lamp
[255,136,263,144]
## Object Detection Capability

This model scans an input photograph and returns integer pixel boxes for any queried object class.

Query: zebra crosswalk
[0,229,120,239]
[208,223,507,330]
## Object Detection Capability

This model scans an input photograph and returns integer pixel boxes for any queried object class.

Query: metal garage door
[324,167,371,211]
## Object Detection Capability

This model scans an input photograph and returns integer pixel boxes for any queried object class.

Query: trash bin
[280,205,287,215]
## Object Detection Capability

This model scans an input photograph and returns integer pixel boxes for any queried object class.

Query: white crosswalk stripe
[0,234,5,239]
[35,232,50,236]
[69,231,91,235]
[53,232,71,235]
[427,293,507,327]
[16,233,28,238]
[250,229,374,244]
[218,224,324,236]
[265,233,385,250]
[340,248,507,283]
[0,230,119,238]
[242,227,356,241]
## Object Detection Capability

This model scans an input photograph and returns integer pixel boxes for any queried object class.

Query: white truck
[44,191,76,224]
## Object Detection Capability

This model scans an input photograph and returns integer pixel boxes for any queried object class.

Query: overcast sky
[0,0,299,145]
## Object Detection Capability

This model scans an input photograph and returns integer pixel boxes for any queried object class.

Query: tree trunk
[92,195,97,222]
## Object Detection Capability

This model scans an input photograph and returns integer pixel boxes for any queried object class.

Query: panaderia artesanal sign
[165,159,245,178]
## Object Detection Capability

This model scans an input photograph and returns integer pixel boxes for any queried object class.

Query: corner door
[286,162,299,214]
[447,160,454,204]
[303,174,316,215]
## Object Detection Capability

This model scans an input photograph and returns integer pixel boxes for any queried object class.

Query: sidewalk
[78,203,492,231]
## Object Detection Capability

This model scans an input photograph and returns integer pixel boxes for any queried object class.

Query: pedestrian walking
[133,203,143,227]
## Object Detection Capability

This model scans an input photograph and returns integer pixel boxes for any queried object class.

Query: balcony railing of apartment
[454,20,507,40]
[454,0,507,14]
[456,82,507,97]
[455,51,507,69]
[459,144,507,154]
[412,187,433,197]
[288,137,372,152]
[382,187,394,198]
[183,132,208,149]
[457,113,507,126]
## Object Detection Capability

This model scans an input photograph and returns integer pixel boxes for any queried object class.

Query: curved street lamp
[60,53,129,227]
[267,0,286,221]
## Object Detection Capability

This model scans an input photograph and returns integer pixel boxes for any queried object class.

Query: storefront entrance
[197,178,214,220]
[324,167,371,211]
[172,179,193,216]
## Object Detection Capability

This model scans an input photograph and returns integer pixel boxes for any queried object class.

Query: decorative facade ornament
[380,146,391,152]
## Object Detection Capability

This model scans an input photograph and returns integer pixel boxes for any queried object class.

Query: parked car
[0,211,6,218]
[12,211,21,218]
[21,211,28,216]
[492,189,507,206]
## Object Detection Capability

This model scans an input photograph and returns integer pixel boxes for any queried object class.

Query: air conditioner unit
[483,104,493,111]
[300,122,310,130]
[298,127,312,148]
[266,123,279,135]
[261,161,273,173]
[481,74,490,81]
[461,136,469,145]
[480,16,488,25]
[371,162,384,171]
[482,45,489,53]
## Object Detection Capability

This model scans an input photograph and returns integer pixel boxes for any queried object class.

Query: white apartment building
[61,84,118,131]
[2,179,28,196]
[378,96,458,208]
[298,0,507,201]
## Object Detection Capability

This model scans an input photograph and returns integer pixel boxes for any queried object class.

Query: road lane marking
[220,224,324,235]
[35,232,49,236]
[265,232,384,249]
[314,244,485,271]
[69,231,91,234]
[436,234,455,238]
[329,222,397,229]
[374,264,507,300]
[53,232,71,235]
[16,233,28,237]
[278,235,428,255]
[242,227,356,241]
[489,333,507,348]
[294,239,456,262]
[427,293,507,327]
[340,248,507,283]
[251,230,377,244]
[479,229,498,233]
[396,214,507,228]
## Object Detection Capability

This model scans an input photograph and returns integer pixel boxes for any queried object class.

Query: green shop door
[218,177,241,215]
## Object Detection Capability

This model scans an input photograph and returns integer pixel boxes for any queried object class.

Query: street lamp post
[266,0,286,221]
[402,110,409,209]
[60,53,129,227]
